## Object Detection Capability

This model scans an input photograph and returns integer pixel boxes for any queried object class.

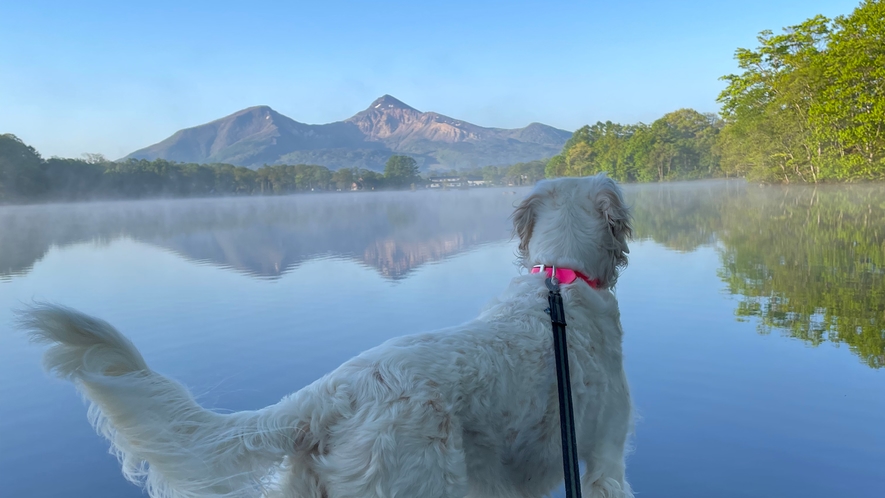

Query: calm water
[1,182,883,498]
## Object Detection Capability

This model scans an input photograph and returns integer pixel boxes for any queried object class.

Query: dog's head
[511,174,632,288]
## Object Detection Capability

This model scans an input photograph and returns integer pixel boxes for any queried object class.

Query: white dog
[18,174,635,498]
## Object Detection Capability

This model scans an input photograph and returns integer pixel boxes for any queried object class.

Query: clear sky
[0,0,862,159]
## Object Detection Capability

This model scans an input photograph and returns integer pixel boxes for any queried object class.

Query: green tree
[545,155,567,178]
[646,109,722,181]
[357,169,383,190]
[384,155,419,188]
[718,16,832,183]
[811,0,885,178]
[0,134,46,200]
[506,160,547,185]
[332,167,357,191]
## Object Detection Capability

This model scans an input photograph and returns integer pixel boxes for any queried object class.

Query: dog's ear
[512,193,541,259]
[596,177,633,262]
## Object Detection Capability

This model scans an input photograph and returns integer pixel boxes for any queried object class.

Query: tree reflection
[628,181,885,368]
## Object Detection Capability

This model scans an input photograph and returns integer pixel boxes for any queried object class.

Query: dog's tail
[17,303,301,498]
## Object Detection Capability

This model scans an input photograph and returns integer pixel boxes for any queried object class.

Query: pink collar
[531,265,602,289]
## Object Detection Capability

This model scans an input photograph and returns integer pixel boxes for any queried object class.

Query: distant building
[427,175,487,188]
[465,176,486,187]
[428,176,463,188]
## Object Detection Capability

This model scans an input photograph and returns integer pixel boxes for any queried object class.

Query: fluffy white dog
[18,174,635,498]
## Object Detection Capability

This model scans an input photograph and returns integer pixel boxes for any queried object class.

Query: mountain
[124,95,571,170]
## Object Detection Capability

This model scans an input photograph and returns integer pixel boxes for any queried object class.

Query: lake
[1,181,883,497]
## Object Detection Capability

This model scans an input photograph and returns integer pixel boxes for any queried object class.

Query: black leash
[545,276,582,498]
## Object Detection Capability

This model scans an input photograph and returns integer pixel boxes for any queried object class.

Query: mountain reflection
[629,180,885,368]
[0,191,523,281]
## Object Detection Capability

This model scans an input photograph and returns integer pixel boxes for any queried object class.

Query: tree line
[545,109,722,183]
[0,133,551,203]
[0,135,428,202]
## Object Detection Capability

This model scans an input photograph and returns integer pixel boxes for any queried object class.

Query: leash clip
[545,265,560,292]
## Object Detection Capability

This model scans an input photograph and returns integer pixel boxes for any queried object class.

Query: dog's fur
[18,174,634,498]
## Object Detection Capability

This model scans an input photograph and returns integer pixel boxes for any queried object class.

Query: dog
[17,174,635,498]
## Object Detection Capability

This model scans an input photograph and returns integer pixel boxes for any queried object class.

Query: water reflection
[630,180,885,368]
[0,191,523,281]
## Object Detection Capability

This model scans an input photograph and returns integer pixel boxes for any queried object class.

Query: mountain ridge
[124,95,571,170]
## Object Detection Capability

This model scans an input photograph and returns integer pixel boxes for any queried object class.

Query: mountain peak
[237,105,277,116]
[367,95,417,112]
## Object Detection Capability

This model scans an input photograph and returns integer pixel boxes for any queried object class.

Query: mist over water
[1,182,883,497]
[0,189,525,281]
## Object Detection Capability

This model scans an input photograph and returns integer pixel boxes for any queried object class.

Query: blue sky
[0,0,862,159]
